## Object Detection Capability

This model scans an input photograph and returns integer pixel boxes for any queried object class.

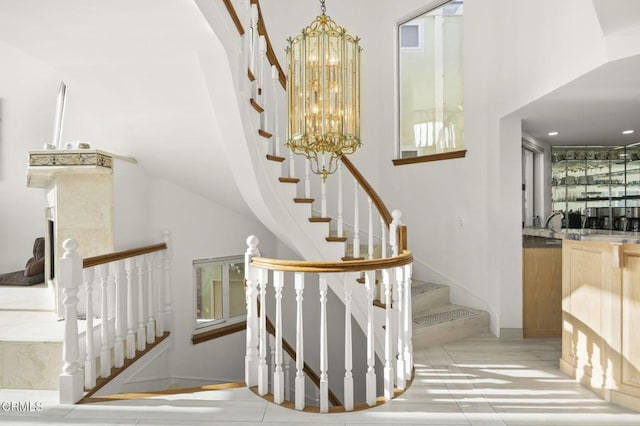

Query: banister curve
[341,156,393,226]
[251,250,412,273]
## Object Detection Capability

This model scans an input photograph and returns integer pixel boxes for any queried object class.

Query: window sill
[192,320,246,345]
[392,149,467,166]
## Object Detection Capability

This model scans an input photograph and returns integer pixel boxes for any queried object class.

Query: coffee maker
[598,207,612,230]
[613,207,627,231]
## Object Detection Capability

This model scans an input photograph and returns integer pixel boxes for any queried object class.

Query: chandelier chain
[320,0,326,15]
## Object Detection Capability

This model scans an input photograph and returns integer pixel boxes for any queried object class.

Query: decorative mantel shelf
[26,149,136,189]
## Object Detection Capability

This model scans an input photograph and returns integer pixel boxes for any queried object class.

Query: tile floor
[0,333,639,425]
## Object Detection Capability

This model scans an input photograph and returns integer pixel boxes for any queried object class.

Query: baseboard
[499,328,523,339]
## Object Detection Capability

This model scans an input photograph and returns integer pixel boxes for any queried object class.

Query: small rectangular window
[193,255,246,333]
[400,22,423,52]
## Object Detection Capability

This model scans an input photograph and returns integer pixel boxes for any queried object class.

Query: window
[397,0,464,161]
[193,255,246,333]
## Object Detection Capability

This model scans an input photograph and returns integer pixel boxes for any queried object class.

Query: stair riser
[412,313,489,349]
[411,286,450,316]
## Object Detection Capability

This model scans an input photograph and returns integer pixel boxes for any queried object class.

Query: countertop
[523,227,640,244]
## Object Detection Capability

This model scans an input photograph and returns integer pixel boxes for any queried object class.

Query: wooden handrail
[341,156,393,227]
[251,0,287,89]
[264,316,342,407]
[223,0,245,35]
[252,250,412,273]
[83,243,167,269]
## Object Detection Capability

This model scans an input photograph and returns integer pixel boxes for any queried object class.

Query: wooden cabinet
[522,236,562,338]
[561,240,640,410]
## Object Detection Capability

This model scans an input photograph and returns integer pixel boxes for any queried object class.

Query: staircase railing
[244,235,413,412]
[58,231,173,404]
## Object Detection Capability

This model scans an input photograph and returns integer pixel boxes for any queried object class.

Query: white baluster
[272,65,280,157]
[258,35,267,129]
[382,269,395,399]
[162,230,173,331]
[250,4,259,99]
[368,197,374,259]
[353,181,361,259]
[154,254,163,338]
[146,253,155,344]
[305,160,311,199]
[381,217,388,259]
[98,264,110,378]
[245,236,260,387]
[289,149,296,179]
[258,268,268,396]
[125,258,136,359]
[269,334,276,394]
[404,263,414,379]
[321,156,328,218]
[136,256,146,351]
[395,265,406,390]
[294,272,305,410]
[112,261,124,369]
[273,270,284,404]
[84,268,96,389]
[391,209,402,257]
[343,273,354,412]
[59,239,83,404]
[319,275,329,412]
[365,270,377,406]
[338,162,344,238]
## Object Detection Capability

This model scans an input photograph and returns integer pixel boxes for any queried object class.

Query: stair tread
[326,236,348,242]
[413,304,487,328]
[294,198,314,203]
[266,154,285,162]
[411,282,446,296]
[279,177,300,183]
[309,217,331,223]
[258,129,272,138]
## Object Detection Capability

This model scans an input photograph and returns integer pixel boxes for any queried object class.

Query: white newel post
[84,268,96,390]
[319,275,329,413]
[245,236,260,387]
[343,273,354,411]
[273,271,284,404]
[59,239,83,404]
[125,258,136,359]
[382,269,395,399]
[162,229,173,332]
[365,270,377,406]
[258,267,268,396]
[390,209,402,256]
[294,272,305,410]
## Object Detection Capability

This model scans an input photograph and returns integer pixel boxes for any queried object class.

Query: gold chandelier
[286,0,362,181]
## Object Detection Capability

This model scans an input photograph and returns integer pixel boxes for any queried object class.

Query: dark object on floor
[0,237,45,286]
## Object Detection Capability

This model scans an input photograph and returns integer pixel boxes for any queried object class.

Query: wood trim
[373,299,387,309]
[399,225,408,252]
[341,156,393,226]
[251,0,287,89]
[341,256,365,261]
[264,317,342,407]
[266,154,285,162]
[392,149,467,166]
[78,332,171,403]
[80,382,245,404]
[222,0,245,35]
[326,236,348,242]
[250,98,264,113]
[191,321,246,345]
[309,217,331,223]
[251,250,413,273]
[294,198,314,204]
[258,129,273,139]
[279,177,300,183]
[247,68,256,82]
[83,243,167,269]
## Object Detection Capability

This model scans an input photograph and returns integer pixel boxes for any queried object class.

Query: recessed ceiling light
[623,130,635,135]
[548,131,559,136]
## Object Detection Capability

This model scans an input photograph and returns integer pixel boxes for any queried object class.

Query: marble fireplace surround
[27,149,134,315]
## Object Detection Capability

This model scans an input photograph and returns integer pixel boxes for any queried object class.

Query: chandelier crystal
[286,0,362,181]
